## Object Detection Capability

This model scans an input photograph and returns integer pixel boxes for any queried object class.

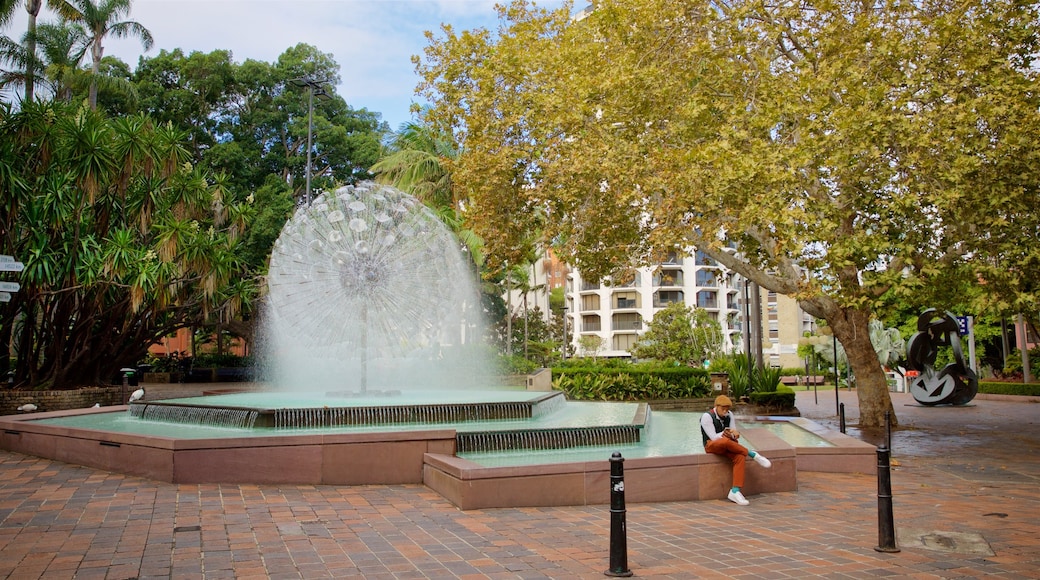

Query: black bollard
[885,410,892,452]
[604,452,633,577]
[875,444,900,553]
[839,402,846,433]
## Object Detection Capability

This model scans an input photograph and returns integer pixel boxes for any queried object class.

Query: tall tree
[417,0,1040,426]
[0,101,255,388]
[372,118,459,209]
[371,116,487,265]
[0,1,45,101]
[632,302,723,367]
[49,0,152,109]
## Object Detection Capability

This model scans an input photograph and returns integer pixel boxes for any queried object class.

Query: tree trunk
[827,307,898,428]
[25,0,42,103]
[523,293,529,359]
[505,275,513,356]
[89,38,102,110]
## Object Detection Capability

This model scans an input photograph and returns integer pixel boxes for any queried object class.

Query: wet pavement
[0,386,1038,579]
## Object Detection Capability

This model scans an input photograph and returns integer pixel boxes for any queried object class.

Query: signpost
[0,256,22,303]
[955,315,977,372]
[0,255,24,272]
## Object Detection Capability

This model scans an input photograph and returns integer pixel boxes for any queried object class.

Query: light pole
[562,306,569,360]
[290,77,329,205]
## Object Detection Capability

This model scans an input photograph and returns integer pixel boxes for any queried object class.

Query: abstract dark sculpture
[905,309,978,405]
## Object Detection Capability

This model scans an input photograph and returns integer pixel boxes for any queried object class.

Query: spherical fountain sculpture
[263,181,489,394]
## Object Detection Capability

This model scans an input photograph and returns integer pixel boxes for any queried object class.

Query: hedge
[551,366,711,401]
[978,381,1040,397]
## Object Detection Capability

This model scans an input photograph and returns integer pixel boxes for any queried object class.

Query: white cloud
[2,0,568,129]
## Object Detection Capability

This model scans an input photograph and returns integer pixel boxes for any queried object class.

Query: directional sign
[0,292,10,303]
[0,282,19,292]
[0,261,23,272]
[0,255,14,262]
[955,316,967,335]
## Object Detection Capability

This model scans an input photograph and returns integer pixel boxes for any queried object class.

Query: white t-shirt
[700,408,737,442]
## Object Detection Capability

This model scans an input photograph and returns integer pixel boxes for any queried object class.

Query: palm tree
[0,20,90,101]
[372,117,488,279]
[371,119,458,210]
[49,0,151,109]
[0,1,44,102]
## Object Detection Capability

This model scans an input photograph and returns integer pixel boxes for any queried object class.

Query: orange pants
[705,437,749,488]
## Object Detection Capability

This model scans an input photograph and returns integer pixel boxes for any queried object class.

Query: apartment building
[562,249,736,358]
[561,250,812,366]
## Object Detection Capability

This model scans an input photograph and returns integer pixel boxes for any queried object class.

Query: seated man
[700,395,772,505]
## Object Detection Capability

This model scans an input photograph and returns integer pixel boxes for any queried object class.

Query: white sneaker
[753,454,772,468]
[727,490,749,505]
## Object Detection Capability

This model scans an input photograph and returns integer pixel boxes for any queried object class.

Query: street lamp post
[290,77,329,205]
[562,306,569,360]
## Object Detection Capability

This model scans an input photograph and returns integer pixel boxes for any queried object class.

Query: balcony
[653,290,684,307]
[612,314,642,332]
[695,271,717,287]
[615,298,638,309]
[652,271,684,287]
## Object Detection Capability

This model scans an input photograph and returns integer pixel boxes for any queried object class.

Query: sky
[3,0,569,130]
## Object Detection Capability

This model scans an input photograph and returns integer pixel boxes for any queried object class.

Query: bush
[498,353,539,375]
[753,366,784,393]
[551,365,710,401]
[978,381,1040,396]
[1001,347,1040,379]
[748,390,796,411]
[192,353,252,368]
[779,366,808,376]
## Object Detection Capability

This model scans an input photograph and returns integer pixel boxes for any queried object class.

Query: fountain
[0,182,873,509]
[262,182,489,394]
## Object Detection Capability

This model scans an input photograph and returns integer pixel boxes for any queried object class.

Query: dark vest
[701,409,731,446]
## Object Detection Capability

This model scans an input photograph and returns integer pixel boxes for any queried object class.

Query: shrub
[749,390,796,412]
[753,366,784,393]
[498,353,539,375]
[978,381,1040,397]
[1001,347,1040,379]
[551,365,710,401]
[192,353,251,368]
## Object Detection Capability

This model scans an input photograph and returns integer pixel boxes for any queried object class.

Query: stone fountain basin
[0,396,875,509]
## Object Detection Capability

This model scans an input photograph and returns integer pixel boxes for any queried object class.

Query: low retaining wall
[1,407,872,510]
[0,386,124,415]
[424,428,798,510]
[0,408,456,485]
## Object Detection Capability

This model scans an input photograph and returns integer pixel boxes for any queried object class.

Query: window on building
[613,333,639,351]
[653,290,684,307]
[582,315,602,332]
[696,290,718,309]
[613,291,639,309]
[612,312,642,331]
[611,270,639,287]
[695,250,717,266]
[695,270,717,287]
[581,294,600,311]
[653,269,683,287]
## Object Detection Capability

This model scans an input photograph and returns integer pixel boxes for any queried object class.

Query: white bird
[92,403,101,408]
[17,404,37,412]
[128,388,145,403]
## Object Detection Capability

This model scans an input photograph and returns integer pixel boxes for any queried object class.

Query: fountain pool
[0,390,875,509]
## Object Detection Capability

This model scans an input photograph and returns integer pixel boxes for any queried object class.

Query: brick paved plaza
[1,389,1037,579]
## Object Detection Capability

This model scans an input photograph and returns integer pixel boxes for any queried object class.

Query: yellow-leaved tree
[416,0,1040,427]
